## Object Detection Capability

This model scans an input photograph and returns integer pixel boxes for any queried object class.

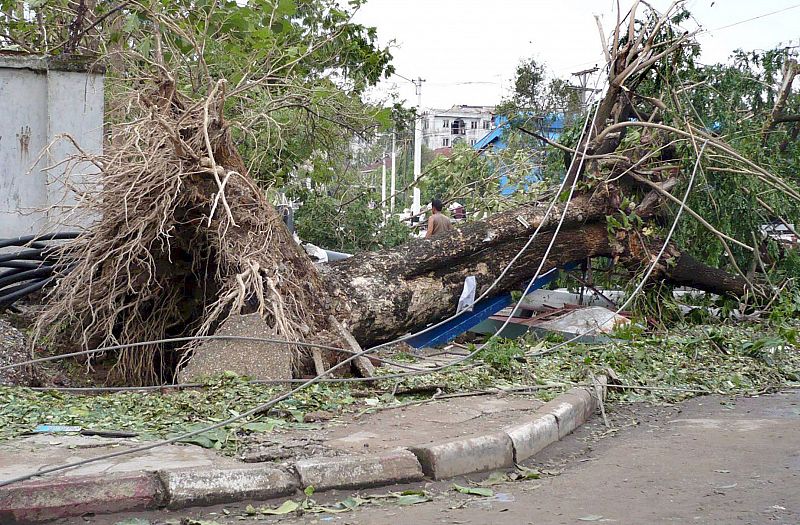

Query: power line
[0,64,608,490]
[534,140,709,358]
[390,72,415,84]
[709,3,800,32]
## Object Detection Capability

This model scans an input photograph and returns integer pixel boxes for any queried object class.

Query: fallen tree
[30,2,796,384]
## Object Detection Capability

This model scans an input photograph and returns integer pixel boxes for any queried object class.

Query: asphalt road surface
[84,390,800,525]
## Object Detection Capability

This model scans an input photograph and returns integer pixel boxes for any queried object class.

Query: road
[84,390,800,525]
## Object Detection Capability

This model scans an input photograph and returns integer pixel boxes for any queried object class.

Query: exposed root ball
[36,80,329,385]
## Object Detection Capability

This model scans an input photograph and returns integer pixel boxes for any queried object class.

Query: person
[425,198,453,238]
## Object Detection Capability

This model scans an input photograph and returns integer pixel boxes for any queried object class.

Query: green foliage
[483,321,800,402]
[1,0,395,193]
[496,56,582,119]
[0,374,356,452]
[417,141,548,217]
[628,35,800,280]
[293,190,409,253]
[479,338,526,375]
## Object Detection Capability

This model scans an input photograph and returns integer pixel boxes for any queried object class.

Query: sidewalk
[0,382,605,523]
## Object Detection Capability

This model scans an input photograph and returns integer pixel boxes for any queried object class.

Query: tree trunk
[320,197,748,348]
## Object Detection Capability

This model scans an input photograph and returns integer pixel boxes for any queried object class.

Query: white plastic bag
[456,276,477,314]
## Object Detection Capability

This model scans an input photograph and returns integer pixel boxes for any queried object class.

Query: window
[442,119,450,128]
[442,138,450,147]
[470,138,477,146]
[471,120,478,129]
[423,119,429,130]
[482,120,490,130]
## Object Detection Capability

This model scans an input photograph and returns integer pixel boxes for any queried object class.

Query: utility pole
[390,131,397,214]
[570,66,599,110]
[411,76,425,217]
[381,147,387,220]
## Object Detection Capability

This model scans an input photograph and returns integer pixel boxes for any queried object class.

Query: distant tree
[497,57,582,121]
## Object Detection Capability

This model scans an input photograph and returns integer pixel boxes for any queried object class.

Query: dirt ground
[78,389,800,525]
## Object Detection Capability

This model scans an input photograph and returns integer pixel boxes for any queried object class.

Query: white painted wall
[422,106,494,149]
[0,55,103,238]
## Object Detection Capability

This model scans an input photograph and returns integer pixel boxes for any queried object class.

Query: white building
[422,105,495,149]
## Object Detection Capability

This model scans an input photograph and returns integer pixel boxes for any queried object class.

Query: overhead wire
[0,335,425,374]
[0,65,608,489]
[705,3,800,32]
[532,140,709,358]
[0,11,622,486]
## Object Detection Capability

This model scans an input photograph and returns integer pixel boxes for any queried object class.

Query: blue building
[473,113,566,195]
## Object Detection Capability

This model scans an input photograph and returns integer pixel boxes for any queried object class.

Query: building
[473,113,565,153]
[472,113,566,196]
[422,105,495,149]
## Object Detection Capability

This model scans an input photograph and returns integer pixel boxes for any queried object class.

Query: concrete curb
[295,448,424,490]
[408,432,515,480]
[159,466,297,509]
[504,413,559,462]
[0,471,163,524]
[408,377,608,477]
[0,377,607,522]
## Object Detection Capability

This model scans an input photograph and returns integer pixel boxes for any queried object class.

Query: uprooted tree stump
[35,7,762,385]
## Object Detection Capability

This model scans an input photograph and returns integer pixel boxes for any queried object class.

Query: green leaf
[513,465,541,480]
[260,500,300,515]
[304,485,315,497]
[395,494,431,506]
[240,420,278,432]
[478,471,509,486]
[123,13,141,33]
[452,483,494,497]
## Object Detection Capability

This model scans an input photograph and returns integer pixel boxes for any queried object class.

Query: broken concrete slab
[178,313,292,382]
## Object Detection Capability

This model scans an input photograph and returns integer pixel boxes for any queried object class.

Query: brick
[0,472,161,524]
[408,432,514,480]
[295,449,423,491]
[159,466,296,509]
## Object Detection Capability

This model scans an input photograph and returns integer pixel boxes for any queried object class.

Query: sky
[353,0,800,109]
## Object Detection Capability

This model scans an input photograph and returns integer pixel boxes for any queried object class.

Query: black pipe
[0,249,45,264]
[0,261,46,270]
[0,232,80,250]
[0,267,28,281]
[0,266,55,289]
[0,277,55,307]
[0,279,45,301]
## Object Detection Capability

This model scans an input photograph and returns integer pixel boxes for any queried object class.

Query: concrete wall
[422,106,494,149]
[0,55,103,238]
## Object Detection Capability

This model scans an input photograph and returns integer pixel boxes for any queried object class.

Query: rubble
[178,313,293,382]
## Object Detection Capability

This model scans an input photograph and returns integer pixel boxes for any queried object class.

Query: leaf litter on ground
[1,321,797,457]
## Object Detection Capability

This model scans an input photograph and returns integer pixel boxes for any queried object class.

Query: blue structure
[472,113,566,195]
[473,113,565,152]
[406,263,577,348]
